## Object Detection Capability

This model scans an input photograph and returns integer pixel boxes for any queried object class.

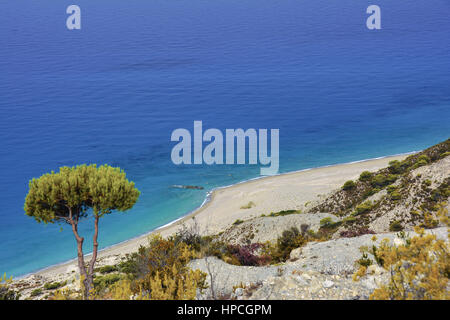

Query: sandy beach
[32,154,408,279]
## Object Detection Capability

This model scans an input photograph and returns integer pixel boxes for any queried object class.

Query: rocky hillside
[308,139,450,235]
[190,227,448,300]
[189,139,450,300]
[217,212,338,246]
[212,140,449,248]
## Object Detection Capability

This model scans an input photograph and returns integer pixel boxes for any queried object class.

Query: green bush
[342,180,356,191]
[440,152,450,159]
[233,219,244,225]
[417,155,430,163]
[356,253,373,268]
[93,274,123,291]
[371,174,397,188]
[319,217,341,229]
[44,281,66,290]
[265,227,306,262]
[411,155,430,169]
[267,210,299,217]
[320,217,333,227]
[342,216,357,224]
[202,239,230,260]
[387,185,397,194]
[389,220,403,232]
[95,265,118,274]
[386,185,401,200]
[30,288,43,297]
[359,171,373,181]
[390,191,401,201]
[388,160,406,174]
[371,174,385,188]
[353,201,373,216]
[413,160,428,169]
[363,187,380,198]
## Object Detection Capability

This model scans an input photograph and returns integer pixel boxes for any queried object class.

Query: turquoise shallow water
[0,0,449,277]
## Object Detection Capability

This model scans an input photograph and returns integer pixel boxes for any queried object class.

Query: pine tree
[24,164,140,299]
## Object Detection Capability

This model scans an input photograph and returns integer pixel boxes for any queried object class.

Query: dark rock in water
[171,185,204,190]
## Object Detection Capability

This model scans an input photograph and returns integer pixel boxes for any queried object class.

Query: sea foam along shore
[27,152,412,280]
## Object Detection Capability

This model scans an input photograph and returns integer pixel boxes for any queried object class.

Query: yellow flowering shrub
[354,204,449,300]
[106,235,207,300]
[148,266,207,300]
[0,273,19,300]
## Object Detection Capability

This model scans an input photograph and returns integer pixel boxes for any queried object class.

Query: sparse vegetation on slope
[8,139,449,300]
[309,139,450,236]
[0,274,19,300]
[354,204,449,300]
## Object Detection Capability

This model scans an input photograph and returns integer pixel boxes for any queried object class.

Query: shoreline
[23,152,414,280]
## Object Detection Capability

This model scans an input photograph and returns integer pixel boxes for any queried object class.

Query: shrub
[342,180,356,191]
[390,191,401,201]
[265,227,307,262]
[120,235,193,279]
[389,220,403,232]
[356,205,449,300]
[201,239,230,260]
[171,223,204,252]
[359,171,373,181]
[420,212,439,229]
[386,185,397,194]
[0,274,19,300]
[116,235,207,300]
[44,281,67,290]
[226,243,271,266]
[267,210,299,217]
[371,174,397,188]
[387,185,402,201]
[233,219,244,225]
[30,288,43,297]
[147,268,206,300]
[413,160,428,169]
[109,265,206,300]
[342,216,357,224]
[386,185,401,200]
[300,224,310,235]
[388,160,406,174]
[440,151,450,159]
[319,217,341,229]
[319,217,333,227]
[363,187,380,198]
[417,155,430,164]
[370,174,384,187]
[412,156,430,169]
[386,174,399,185]
[93,274,123,291]
[96,265,118,274]
[356,253,373,267]
[353,201,373,216]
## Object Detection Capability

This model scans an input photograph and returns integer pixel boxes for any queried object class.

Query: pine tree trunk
[85,215,100,297]
[68,207,91,299]
[71,222,90,299]
[69,210,100,299]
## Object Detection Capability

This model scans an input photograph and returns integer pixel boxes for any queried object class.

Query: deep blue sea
[0,0,449,277]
